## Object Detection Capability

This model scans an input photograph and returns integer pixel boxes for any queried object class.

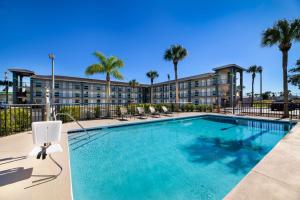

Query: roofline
[152,72,215,86]
[212,64,246,71]
[32,75,150,87]
[8,68,35,76]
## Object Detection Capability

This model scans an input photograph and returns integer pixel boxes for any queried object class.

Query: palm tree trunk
[106,73,111,117]
[260,72,262,101]
[251,76,254,107]
[150,80,153,104]
[282,50,289,118]
[174,62,179,104]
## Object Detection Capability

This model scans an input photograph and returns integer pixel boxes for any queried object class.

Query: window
[84,99,88,104]
[75,93,80,98]
[54,99,60,103]
[97,99,101,103]
[35,91,42,97]
[75,84,81,90]
[84,85,89,90]
[54,92,59,97]
[84,92,88,98]
[55,82,60,89]
[195,90,199,97]
[194,81,198,87]
[75,99,80,103]
[97,93,101,98]
[35,81,42,88]
[97,86,101,91]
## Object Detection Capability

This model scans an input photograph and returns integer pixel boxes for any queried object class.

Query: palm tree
[129,79,139,103]
[146,70,159,103]
[258,66,263,101]
[246,65,262,106]
[288,59,300,89]
[164,45,188,103]
[262,19,300,117]
[85,51,124,116]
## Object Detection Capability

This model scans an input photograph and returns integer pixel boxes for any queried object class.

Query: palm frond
[261,28,280,46]
[146,70,159,79]
[85,64,105,75]
[164,49,173,61]
[277,19,290,43]
[129,79,139,88]
[290,19,300,41]
[296,59,300,66]
[94,51,107,65]
[110,56,124,69]
[111,70,123,80]
[164,44,188,62]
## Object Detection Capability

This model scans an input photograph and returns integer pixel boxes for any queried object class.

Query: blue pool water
[68,115,292,200]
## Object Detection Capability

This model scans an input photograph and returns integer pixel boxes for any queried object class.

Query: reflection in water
[181,130,269,174]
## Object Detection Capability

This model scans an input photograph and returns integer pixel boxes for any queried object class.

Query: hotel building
[9,64,244,106]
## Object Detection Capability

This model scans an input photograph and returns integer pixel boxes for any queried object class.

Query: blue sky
[0,0,299,94]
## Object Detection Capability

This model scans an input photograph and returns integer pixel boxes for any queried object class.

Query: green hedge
[0,108,31,136]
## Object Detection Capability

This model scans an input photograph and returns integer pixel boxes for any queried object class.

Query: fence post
[260,101,262,116]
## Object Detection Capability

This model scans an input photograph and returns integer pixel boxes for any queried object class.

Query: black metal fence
[0,102,299,137]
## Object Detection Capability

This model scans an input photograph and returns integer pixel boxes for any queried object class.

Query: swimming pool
[68,115,293,200]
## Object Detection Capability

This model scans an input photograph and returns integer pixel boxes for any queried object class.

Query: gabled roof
[212,64,246,71]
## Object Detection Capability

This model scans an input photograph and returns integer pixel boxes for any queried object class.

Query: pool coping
[67,113,296,134]
[67,113,300,199]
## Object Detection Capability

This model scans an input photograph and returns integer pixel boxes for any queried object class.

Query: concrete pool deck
[0,112,299,200]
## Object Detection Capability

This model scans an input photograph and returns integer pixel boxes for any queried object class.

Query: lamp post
[48,53,55,104]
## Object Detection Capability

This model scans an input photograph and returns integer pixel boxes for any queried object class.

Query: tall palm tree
[246,65,261,106]
[85,51,124,108]
[129,79,139,103]
[164,45,188,103]
[257,66,263,100]
[262,19,300,117]
[146,70,159,103]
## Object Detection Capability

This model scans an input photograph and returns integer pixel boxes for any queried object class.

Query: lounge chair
[149,106,160,118]
[161,106,173,116]
[119,107,129,120]
[29,121,63,159]
[137,107,147,119]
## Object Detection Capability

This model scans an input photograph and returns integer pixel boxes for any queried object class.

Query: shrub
[58,106,81,122]
[0,108,31,136]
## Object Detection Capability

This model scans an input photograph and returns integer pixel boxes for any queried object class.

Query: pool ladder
[54,113,91,140]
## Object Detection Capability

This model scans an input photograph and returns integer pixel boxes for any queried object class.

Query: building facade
[9,64,244,106]
[30,75,149,104]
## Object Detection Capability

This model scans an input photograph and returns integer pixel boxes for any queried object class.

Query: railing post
[260,101,262,116]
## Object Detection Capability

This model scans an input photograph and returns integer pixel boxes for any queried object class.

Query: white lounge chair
[137,107,147,119]
[162,106,173,116]
[149,106,160,118]
[119,107,129,120]
[29,121,63,159]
